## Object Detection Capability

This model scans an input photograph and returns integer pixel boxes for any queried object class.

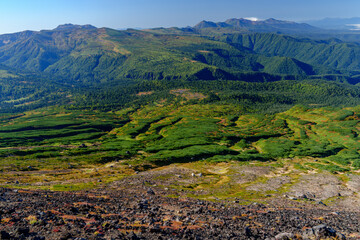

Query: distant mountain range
[149,17,360,42]
[2,20,360,84]
[1,19,360,111]
[193,18,319,34]
[0,21,345,86]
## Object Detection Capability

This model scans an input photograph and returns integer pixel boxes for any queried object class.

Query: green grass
[306,163,349,173]
[0,102,360,189]
[51,182,99,191]
[255,138,296,158]
[147,144,236,164]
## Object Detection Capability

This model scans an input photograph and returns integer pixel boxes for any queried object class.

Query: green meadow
[1,101,360,182]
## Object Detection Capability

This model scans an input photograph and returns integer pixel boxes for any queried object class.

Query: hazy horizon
[0,0,360,34]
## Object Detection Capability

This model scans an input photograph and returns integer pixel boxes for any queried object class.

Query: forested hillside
[1,22,360,86]
[1,20,360,114]
[218,33,360,72]
[0,25,325,85]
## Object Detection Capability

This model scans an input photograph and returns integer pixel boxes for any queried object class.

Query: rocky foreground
[0,185,357,240]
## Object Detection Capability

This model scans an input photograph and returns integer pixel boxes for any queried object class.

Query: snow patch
[244,17,259,22]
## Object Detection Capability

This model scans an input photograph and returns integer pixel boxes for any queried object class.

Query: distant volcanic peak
[264,18,296,24]
[192,17,319,33]
[225,18,253,24]
[223,18,257,28]
[54,24,97,31]
[195,18,298,29]
[264,18,284,22]
[223,18,295,27]
[194,20,218,29]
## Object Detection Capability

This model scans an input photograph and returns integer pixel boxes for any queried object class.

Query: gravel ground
[0,185,357,240]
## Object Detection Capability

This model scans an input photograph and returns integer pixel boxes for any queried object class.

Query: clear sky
[0,0,359,34]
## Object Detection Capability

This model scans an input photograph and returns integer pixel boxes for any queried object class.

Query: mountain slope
[2,20,359,85]
[219,33,360,72]
[2,22,360,113]
[0,26,327,85]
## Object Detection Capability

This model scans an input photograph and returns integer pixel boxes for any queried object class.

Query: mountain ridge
[1,20,360,112]
[0,20,360,85]
[193,18,319,34]
[53,23,97,31]
[0,24,327,85]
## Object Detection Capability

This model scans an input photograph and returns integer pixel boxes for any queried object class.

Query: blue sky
[0,0,358,34]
